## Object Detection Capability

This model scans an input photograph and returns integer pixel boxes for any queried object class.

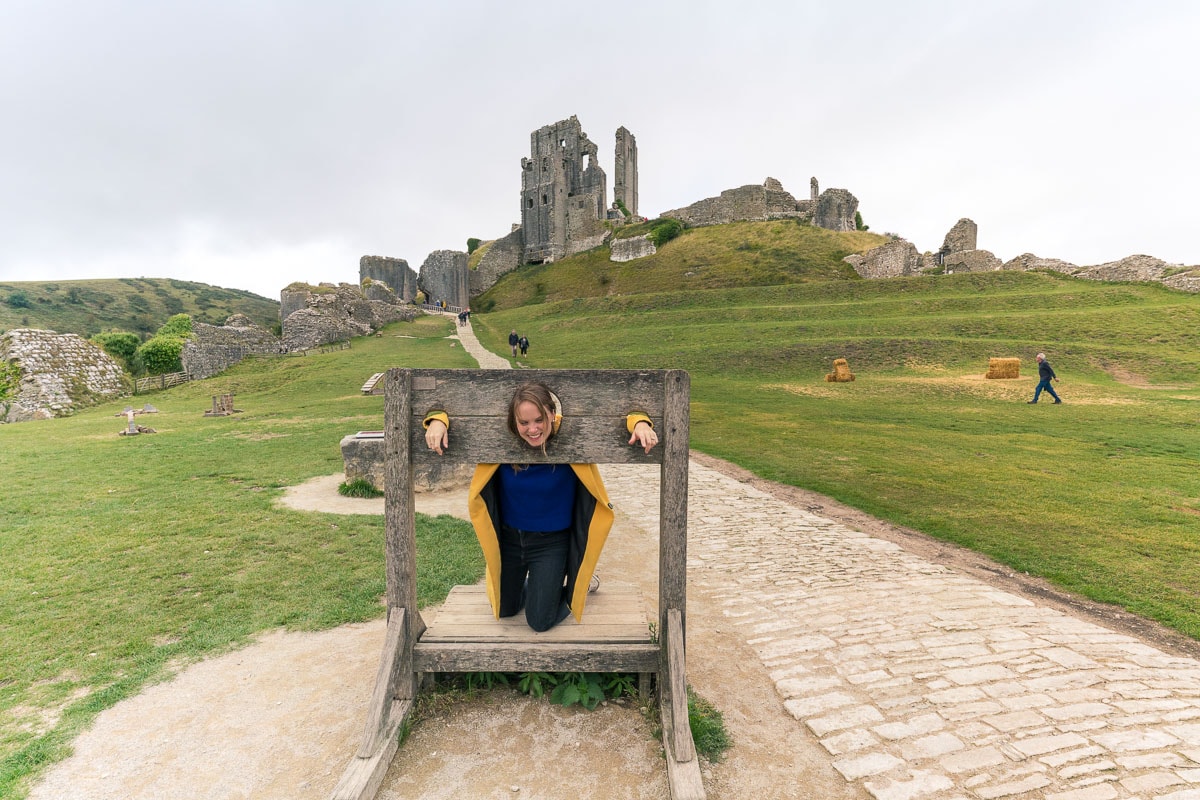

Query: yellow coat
[424,411,650,622]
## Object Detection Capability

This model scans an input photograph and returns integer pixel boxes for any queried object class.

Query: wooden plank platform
[421,584,653,643]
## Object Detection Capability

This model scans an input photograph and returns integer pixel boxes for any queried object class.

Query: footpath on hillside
[29,314,1200,800]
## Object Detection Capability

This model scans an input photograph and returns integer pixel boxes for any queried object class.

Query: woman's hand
[629,420,658,454]
[425,419,448,455]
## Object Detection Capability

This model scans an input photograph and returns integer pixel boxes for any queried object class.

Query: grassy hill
[472,222,1200,644]
[0,278,280,337]
[475,220,887,311]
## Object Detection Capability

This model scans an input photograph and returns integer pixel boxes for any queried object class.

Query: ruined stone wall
[610,235,657,263]
[1001,253,1080,274]
[1,329,128,423]
[419,250,470,308]
[471,228,525,298]
[661,178,817,228]
[614,126,638,217]
[844,239,922,279]
[181,314,283,380]
[942,250,1003,273]
[813,188,859,232]
[280,286,311,322]
[521,116,607,264]
[941,219,978,254]
[281,283,417,351]
[1075,255,1171,283]
[360,255,418,303]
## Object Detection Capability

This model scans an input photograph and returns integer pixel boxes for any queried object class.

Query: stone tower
[520,115,608,264]
[614,126,638,217]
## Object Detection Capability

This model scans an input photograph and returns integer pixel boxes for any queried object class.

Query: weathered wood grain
[413,642,660,673]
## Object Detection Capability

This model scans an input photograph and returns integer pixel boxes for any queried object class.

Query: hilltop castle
[354,114,859,310]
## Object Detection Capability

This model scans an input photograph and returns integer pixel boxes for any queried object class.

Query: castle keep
[520,115,618,264]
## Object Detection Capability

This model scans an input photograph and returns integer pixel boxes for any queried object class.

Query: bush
[855,211,869,231]
[157,313,193,337]
[648,218,684,248]
[466,237,482,255]
[92,332,141,363]
[0,361,21,403]
[5,291,31,309]
[136,334,185,375]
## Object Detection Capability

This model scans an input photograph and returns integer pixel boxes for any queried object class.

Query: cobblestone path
[604,462,1200,800]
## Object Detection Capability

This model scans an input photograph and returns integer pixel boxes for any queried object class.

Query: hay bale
[825,358,855,383]
[985,357,1021,379]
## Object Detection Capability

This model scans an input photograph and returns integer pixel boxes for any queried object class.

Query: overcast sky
[2,1,1197,301]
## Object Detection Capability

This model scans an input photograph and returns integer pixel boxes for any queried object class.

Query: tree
[5,291,31,309]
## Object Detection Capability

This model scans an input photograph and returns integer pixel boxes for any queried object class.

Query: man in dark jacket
[508,330,519,357]
[1028,353,1062,404]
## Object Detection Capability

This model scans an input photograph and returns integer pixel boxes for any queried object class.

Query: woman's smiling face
[514,400,550,448]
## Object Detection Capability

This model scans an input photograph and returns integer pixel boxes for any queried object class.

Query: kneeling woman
[423,381,658,631]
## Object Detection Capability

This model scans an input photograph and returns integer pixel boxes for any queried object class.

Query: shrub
[136,334,185,375]
[648,218,684,248]
[467,237,482,255]
[855,211,869,231]
[92,332,141,363]
[615,199,631,218]
[5,291,31,309]
[157,313,193,337]
[0,361,21,403]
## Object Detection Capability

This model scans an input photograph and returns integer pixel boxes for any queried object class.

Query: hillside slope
[0,278,280,337]
[476,220,887,311]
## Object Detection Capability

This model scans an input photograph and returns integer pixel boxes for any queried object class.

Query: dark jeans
[1032,378,1060,402]
[498,525,571,632]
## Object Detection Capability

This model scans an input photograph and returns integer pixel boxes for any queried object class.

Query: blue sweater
[497,464,577,531]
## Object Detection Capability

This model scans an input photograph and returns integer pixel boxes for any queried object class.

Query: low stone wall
[610,234,656,262]
[942,249,1002,273]
[845,238,923,279]
[340,432,473,493]
[182,315,283,380]
[1,329,129,423]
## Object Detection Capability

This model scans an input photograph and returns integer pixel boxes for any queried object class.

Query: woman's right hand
[425,419,448,455]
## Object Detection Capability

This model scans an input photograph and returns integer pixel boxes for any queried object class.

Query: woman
[423,381,658,631]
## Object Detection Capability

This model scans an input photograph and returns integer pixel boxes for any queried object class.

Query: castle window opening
[542,194,548,205]
[527,197,534,208]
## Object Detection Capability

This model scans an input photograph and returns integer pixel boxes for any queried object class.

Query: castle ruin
[520,115,617,264]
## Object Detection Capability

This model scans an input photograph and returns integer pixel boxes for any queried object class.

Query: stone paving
[604,463,1200,800]
[455,311,1200,799]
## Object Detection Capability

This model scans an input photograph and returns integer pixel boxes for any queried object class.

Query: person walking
[508,330,519,357]
[1028,352,1062,404]
[518,334,529,358]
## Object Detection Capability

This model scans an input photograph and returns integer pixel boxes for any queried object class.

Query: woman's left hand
[629,421,658,454]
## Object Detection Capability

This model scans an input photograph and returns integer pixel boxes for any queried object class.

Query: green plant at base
[517,671,558,699]
[615,198,631,218]
[337,478,383,498]
[855,210,869,231]
[467,237,482,254]
[687,688,731,762]
[603,673,638,698]
[549,672,606,710]
[91,331,141,364]
[463,672,509,691]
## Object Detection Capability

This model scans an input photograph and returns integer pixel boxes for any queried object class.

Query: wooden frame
[331,368,703,800]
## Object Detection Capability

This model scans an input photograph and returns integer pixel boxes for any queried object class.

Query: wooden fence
[134,371,192,394]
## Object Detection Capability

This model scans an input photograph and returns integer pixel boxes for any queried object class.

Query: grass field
[0,315,483,798]
[4,220,1200,796]
[472,243,1200,642]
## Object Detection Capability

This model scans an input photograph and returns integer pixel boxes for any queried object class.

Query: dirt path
[29,465,856,800]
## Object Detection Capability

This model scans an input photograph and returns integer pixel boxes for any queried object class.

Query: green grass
[0,315,482,798]
[471,233,1200,643]
[0,277,280,338]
